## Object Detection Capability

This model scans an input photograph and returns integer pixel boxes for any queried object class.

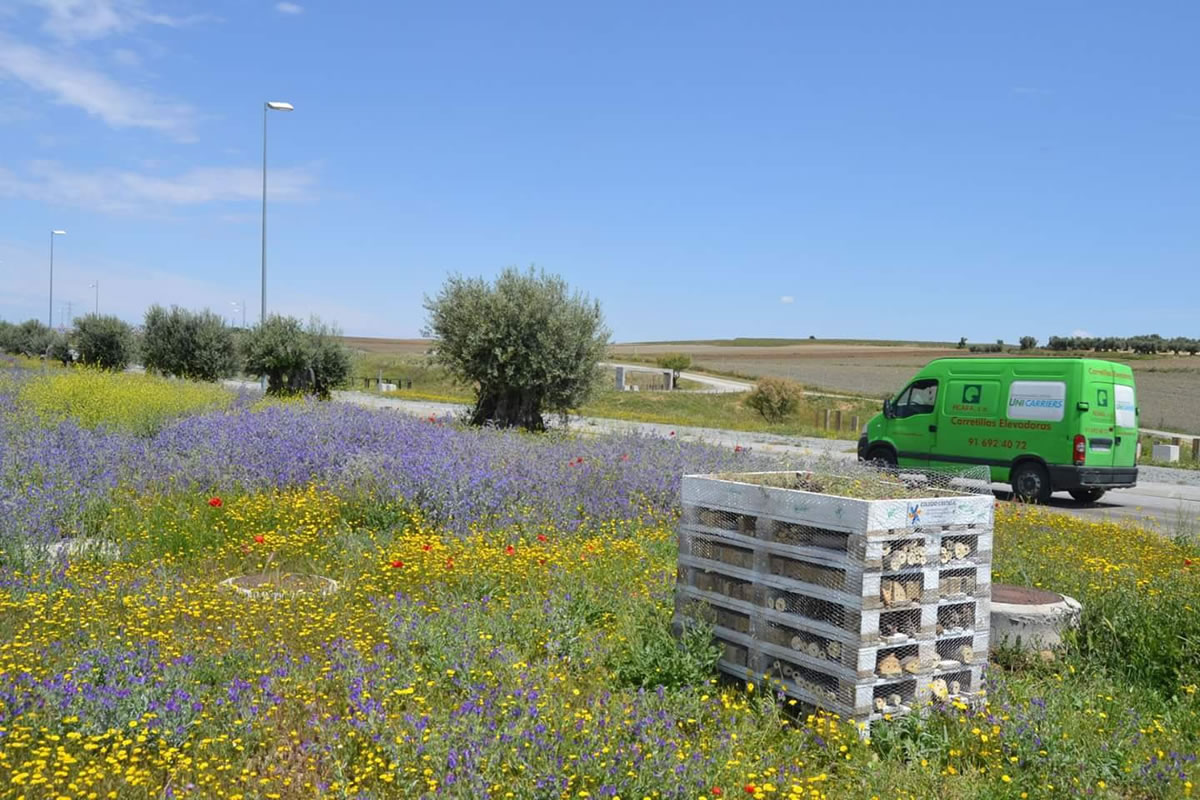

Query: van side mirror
[883,399,893,419]
[1076,401,1089,412]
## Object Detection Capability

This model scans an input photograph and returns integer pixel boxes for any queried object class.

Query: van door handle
[929,425,938,433]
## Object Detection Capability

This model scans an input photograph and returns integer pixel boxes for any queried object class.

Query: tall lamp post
[49,230,66,329]
[89,280,99,315]
[261,101,294,327]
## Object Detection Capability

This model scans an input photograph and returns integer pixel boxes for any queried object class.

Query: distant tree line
[1045,334,1200,355]
[953,333,1200,356]
[0,306,351,399]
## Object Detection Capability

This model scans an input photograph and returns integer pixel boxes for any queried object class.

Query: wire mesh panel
[676,463,994,724]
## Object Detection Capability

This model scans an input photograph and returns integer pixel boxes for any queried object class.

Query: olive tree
[656,353,692,388]
[74,314,135,371]
[0,319,55,358]
[143,305,239,382]
[424,267,609,431]
[243,315,351,399]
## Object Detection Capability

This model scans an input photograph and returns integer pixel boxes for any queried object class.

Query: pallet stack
[674,471,994,723]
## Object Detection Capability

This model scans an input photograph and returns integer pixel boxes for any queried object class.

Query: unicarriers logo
[1009,398,1064,409]
[1007,381,1067,422]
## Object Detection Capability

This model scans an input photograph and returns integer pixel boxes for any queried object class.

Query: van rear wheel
[1068,488,1106,504]
[1011,463,1052,503]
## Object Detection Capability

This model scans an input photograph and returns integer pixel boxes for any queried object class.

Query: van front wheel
[1011,463,1052,503]
[1068,488,1106,504]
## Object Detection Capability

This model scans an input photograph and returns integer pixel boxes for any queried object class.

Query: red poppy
[208,497,223,508]
[537,533,548,543]
[744,785,756,795]
[505,545,515,556]
[421,543,432,552]
[669,431,676,437]
[390,559,404,569]
[1187,558,1194,567]
[537,558,546,566]
[445,558,454,570]
[712,789,723,797]
[253,535,265,544]
[734,445,743,453]
[576,457,584,464]
[620,454,629,461]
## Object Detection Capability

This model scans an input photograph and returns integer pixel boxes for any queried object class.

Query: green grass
[1138,434,1200,470]
[578,386,877,440]
[618,337,957,347]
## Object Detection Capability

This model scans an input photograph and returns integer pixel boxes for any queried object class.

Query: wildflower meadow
[0,367,1197,799]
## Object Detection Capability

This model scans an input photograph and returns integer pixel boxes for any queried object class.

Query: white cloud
[1071,328,1092,338]
[22,0,207,43]
[0,35,196,137]
[275,2,303,14]
[780,295,794,304]
[0,160,317,214]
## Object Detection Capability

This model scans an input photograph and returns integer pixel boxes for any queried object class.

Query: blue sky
[1,1,1198,341]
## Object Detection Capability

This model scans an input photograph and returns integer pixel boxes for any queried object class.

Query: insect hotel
[674,470,994,723]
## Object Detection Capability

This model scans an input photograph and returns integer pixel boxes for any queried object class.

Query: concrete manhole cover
[991,582,1082,652]
[992,584,1062,606]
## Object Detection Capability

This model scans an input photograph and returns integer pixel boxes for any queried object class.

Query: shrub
[46,333,74,365]
[609,609,721,690]
[74,314,134,371]
[655,353,692,388]
[243,315,351,399]
[0,319,55,358]
[424,267,609,431]
[744,376,804,422]
[143,305,239,382]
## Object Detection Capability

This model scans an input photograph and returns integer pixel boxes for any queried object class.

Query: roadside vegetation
[0,365,1195,798]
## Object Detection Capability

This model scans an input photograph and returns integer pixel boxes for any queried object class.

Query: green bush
[655,353,692,388]
[424,267,609,431]
[609,608,721,690]
[142,305,239,382]
[46,333,74,366]
[0,319,56,358]
[74,314,134,371]
[1019,335,1038,350]
[243,315,351,399]
[744,376,804,422]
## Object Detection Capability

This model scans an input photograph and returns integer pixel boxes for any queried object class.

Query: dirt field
[608,342,1200,434]
[342,338,1200,434]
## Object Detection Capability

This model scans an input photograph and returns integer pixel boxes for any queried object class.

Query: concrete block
[1152,444,1180,463]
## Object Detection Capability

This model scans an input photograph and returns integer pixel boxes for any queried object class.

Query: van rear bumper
[1047,465,1138,490]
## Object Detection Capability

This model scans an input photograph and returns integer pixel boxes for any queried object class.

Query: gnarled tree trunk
[471,388,545,431]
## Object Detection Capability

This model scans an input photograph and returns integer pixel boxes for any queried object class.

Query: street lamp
[261,100,294,327]
[49,230,66,329]
[89,280,98,315]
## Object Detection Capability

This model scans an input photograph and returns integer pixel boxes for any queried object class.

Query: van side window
[894,379,938,418]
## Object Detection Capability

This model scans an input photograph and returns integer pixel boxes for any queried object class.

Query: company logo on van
[1009,398,1064,409]
[1007,381,1067,423]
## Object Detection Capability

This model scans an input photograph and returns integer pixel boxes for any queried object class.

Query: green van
[857,357,1138,502]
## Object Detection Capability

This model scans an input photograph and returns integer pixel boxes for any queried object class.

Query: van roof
[921,356,1134,377]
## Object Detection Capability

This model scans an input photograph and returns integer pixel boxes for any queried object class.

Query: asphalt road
[319,388,1200,533]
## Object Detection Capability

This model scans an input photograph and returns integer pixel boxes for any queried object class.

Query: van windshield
[893,379,938,418]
